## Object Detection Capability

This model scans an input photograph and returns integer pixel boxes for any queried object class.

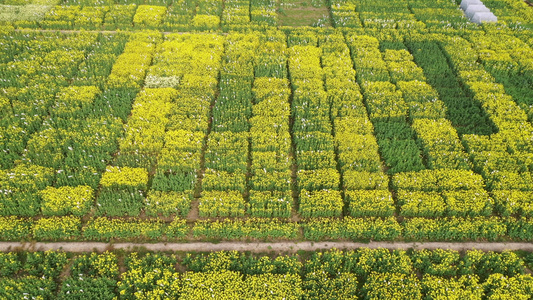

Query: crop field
[0,0,532,243]
[1,0,533,296]
[0,248,532,299]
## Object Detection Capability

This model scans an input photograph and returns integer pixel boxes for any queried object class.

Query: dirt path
[1,241,533,252]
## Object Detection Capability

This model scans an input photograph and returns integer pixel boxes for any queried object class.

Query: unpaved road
[2,241,533,252]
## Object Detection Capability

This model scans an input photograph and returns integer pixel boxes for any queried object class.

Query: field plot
[0,248,531,299]
[2,0,533,296]
[0,0,533,243]
[278,0,331,27]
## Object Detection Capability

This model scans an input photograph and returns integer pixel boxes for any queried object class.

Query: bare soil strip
[1,241,533,253]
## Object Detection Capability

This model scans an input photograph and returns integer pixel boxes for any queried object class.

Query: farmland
[1,0,533,296]
[0,248,533,298]
[1,0,533,243]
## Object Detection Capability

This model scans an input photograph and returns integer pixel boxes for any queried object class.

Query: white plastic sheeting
[460,0,497,24]
[460,0,483,10]
[465,5,491,18]
[471,12,498,24]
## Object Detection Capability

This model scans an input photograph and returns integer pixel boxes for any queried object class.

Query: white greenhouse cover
[460,0,483,10]
[465,5,491,19]
[460,0,498,24]
[471,12,498,24]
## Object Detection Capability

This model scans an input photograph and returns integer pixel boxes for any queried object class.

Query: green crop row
[347,34,425,174]
[249,33,293,217]
[288,32,342,219]
[4,215,533,242]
